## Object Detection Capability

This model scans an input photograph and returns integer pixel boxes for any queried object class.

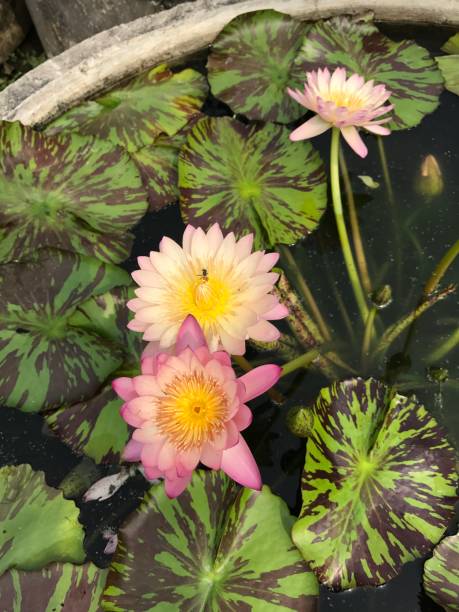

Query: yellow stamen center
[180,270,232,326]
[155,371,229,450]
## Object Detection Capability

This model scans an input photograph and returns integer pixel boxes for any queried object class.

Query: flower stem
[280,347,322,378]
[233,355,285,404]
[361,306,377,364]
[339,146,372,294]
[428,328,459,362]
[330,128,369,323]
[423,239,459,297]
[279,245,332,341]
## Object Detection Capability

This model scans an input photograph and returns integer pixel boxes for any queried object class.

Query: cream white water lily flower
[127,224,288,355]
[288,67,394,157]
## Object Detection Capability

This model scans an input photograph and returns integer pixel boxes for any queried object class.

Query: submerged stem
[339,146,372,294]
[361,306,377,362]
[428,328,459,362]
[279,245,332,341]
[330,128,369,323]
[280,347,322,378]
[423,239,459,297]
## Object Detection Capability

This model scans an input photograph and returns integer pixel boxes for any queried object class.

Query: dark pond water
[0,21,457,612]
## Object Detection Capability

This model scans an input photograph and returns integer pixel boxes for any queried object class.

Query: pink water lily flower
[127,223,288,356]
[287,67,394,157]
[113,315,281,498]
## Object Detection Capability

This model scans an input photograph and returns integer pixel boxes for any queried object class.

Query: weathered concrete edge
[1,0,458,126]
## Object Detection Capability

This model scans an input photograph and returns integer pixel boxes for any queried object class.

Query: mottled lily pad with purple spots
[295,15,443,130]
[131,115,203,211]
[437,33,459,96]
[0,250,130,412]
[179,116,327,249]
[292,378,457,590]
[0,464,85,575]
[207,10,307,122]
[46,286,142,463]
[0,121,148,264]
[423,530,459,610]
[102,470,318,611]
[0,563,107,611]
[46,64,208,151]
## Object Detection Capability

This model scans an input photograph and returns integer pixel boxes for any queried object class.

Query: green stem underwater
[423,239,459,297]
[361,306,377,363]
[280,347,322,378]
[330,128,369,323]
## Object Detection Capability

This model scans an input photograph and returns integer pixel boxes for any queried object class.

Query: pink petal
[233,405,253,431]
[263,303,289,320]
[235,233,254,261]
[141,341,162,359]
[200,444,222,469]
[256,252,279,273]
[179,447,201,471]
[133,375,161,396]
[112,377,137,402]
[220,436,262,490]
[137,255,155,271]
[141,356,156,375]
[120,404,145,428]
[363,124,391,136]
[144,466,162,480]
[210,350,231,367]
[219,328,246,356]
[239,364,282,402]
[175,315,207,353]
[290,115,331,141]
[165,473,193,498]
[157,442,177,471]
[247,319,280,342]
[182,225,196,253]
[341,126,368,158]
[122,438,143,461]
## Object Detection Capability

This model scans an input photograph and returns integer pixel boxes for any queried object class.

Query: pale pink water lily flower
[127,223,288,355]
[287,67,394,158]
[113,315,281,498]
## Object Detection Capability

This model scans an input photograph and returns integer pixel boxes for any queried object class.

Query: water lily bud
[371,285,393,309]
[415,154,443,199]
[286,405,314,438]
[426,366,449,384]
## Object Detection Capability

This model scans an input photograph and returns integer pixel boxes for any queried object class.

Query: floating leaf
[102,470,318,611]
[179,116,327,249]
[424,530,459,610]
[295,15,443,130]
[131,115,203,211]
[437,34,459,96]
[207,10,307,122]
[0,121,147,264]
[292,378,457,590]
[0,464,85,575]
[0,563,107,611]
[45,286,141,461]
[0,250,130,412]
[358,175,380,189]
[46,64,208,151]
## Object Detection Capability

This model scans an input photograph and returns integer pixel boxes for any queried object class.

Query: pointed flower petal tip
[288,66,393,154]
[112,377,137,402]
[127,225,286,354]
[239,364,282,402]
[220,437,262,490]
[176,315,208,353]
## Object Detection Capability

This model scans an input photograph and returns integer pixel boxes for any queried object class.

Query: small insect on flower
[287,67,394,157]
[127,223,288,355]
[113,315,281,498]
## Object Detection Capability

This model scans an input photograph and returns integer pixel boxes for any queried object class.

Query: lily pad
[0,121,147,264]
[46,64,208,151]
[292,378,457,590]
[295,15,443,130]
[179,116,327,249]
[131,115,203,211]
[46,286,141,463]
[0,250,130,412]
[102,470,318,611]
[0,563,107,611]
[437,34,459,96]
[207,10,307,122]
[0,464,85,575]
[424,530,459,610]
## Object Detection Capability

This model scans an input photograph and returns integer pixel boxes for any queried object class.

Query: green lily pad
[46,286,141,463]
[437,34,459,96]
[179,116,327,249]
[295,15,443,130]
[292,378,457,590]
[0,121,147,264]
[102,470,318,611]
[0,464,85,575]
[424,530,459,610]
[207,10,307,122]
[0,563,107,611]
[46,64,208,151]
[131,115,203,211]
[0,249,130,412]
